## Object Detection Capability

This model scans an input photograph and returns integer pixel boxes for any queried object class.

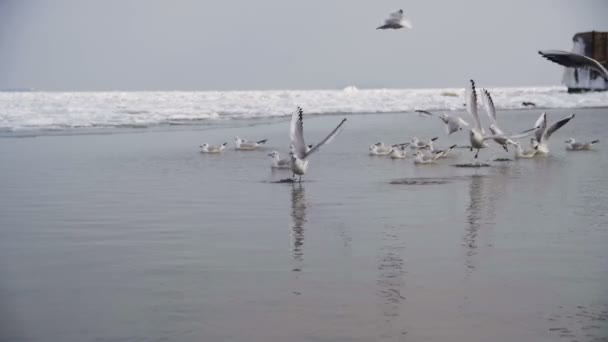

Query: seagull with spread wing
[532,112,576,154]
[538,50,608,80]
[415,110,469,135]
[480,89,538,152]
[289,107,347,182]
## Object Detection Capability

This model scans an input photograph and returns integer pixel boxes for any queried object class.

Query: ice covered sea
[1,86,607,132]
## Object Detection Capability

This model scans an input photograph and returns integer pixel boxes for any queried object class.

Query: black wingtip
[257,139,268,144]
[449,144,457,149]
[431,137,438,141]
[222,142,228,146]
[591,140,600,144]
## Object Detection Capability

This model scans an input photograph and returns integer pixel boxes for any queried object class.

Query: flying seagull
[538,50,608,80]
[377,9,412,30]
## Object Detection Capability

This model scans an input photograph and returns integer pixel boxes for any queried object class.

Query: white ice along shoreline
[0,86,607,131]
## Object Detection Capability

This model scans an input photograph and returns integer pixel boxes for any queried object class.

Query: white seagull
[290,107,347,182]
[369,142,409,156]
[410,137,438,151]
[532,112,576,154]
[369,142,393,156]
[480,89,537,152]
[465,80,489,159]
[235,136,268,150]
[432,144,458,159]
[565,138,599,151]
[514,139,539,159]
[376,9,413,30]
[415,110,469,135]
[200,142,227,153]
[268,151,292,169]
[389,145,408,159]
[413,150,440,164]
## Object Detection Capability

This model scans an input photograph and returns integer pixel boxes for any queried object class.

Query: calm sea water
[1,108,607,342]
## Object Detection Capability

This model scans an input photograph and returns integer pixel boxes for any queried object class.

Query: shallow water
[1,108,607,341]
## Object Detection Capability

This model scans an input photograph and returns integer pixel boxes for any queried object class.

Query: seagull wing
[465,79,482,133]
[534,112,547,142]
[304,118,347,158]
[539,50,608,79]
[480,89,497,125]
[542,113,575,142]
[290,107,307,159]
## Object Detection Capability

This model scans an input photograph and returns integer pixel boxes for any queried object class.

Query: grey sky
[0,0,606,91]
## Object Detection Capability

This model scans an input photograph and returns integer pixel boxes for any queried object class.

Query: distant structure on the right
[539,31,608,93]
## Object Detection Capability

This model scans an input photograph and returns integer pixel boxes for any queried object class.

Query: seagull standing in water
[565,138,599,151]
[234,136,268,150]
[369,142,409,156]
[413,151,440,164]
[410,137,438,151]
[200,143,227,153]
[268,151,292,169]
[389,145,408,159]
[290,107,347,182]
[376,9,413,30]
[532,112,576,154]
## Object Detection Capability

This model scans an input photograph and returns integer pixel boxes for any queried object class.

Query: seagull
[268,151,292,169]
[410,137,438,150]
[290,107,347,182]
[389,145,408,159]
[415,110,469,135]
[432,144,458,159]
[538,50,608,80]
[369,142,393,156]
[376,9,413,30]
[413,150,440,164]
[369,142,409,156]
[532,112,576,154]
[235,136,268,150]
[480,88,537,152]
[200,142,227,153]
[514,139,538,159]
[565,138,599,151]
[465,80,489,159]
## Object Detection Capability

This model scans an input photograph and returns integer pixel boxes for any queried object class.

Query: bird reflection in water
[464,171,504,274]
[464,175,484,272]
[376,225,407,338]
[290,183,306,272]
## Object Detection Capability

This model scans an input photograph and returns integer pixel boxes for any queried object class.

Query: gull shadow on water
[376,225,408,338]
[290,183,307,273]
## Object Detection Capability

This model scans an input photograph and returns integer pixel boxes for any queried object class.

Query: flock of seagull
[200,79,599,182]
[198,8,606,182]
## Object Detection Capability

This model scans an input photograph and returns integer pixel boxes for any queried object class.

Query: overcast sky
[0,0,606,91]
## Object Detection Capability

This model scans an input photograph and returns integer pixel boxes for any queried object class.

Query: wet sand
[1,109,607,341]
